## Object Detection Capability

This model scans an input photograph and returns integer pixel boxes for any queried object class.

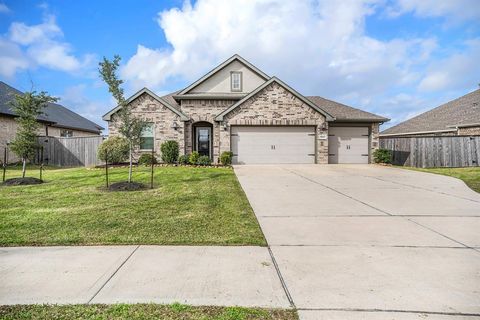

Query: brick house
[103,55,389,164]
[381,89,480,137]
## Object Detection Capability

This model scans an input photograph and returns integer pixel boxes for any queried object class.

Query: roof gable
[102,88,189,121]
[215,77,335,121]
[178,54,269,95]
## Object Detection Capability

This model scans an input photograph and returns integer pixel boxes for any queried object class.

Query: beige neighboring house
[103,54,389,164]
[1,81,104,162]
[381,89,480,137]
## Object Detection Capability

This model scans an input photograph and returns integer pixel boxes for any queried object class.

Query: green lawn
[401,167,480,193]
[0,304,298,320]
[0,165,265,246]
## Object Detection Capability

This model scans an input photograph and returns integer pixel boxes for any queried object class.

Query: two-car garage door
[231,126,315,164]
[230,125,370,164]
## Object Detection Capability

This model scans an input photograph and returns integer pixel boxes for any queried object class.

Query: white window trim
[230,71,242,92]
[140,122,155,151]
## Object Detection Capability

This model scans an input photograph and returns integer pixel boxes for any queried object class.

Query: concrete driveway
[234,164,480,319]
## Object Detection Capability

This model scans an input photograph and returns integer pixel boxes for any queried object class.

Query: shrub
[178,154,189,165]
[373,148,392,164]
[160,140,179,164]
[138,153,157,165]
[97,136,129,164]
[220,151,233,166]
[197,155,211,166]
[189,151,200,165]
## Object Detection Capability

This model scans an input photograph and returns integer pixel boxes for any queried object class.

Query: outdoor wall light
[172,121,179,130]
[222,122,228,131]
[320,122,327,130]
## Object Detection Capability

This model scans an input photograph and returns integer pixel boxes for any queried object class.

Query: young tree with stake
[9,91,58,178]
[99,55,146,183]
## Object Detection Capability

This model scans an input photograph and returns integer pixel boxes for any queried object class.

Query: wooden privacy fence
[380,136,480,168]
[36,136,104,167]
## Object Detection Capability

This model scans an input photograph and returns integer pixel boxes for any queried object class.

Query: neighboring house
[381,89,480,137]
[103,55,389,164]
[0,81,104,160]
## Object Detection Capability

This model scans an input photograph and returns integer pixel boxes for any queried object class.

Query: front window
[140,123,154,150]
[231,72,242,92]
[60,129,73,137]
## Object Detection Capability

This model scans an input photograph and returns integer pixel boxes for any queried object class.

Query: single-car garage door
[328,127,369,164]
[231,126,315,164]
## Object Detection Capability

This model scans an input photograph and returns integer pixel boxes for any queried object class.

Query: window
[60,129,73,137]
[231,72,242,92]
[140,123,154,150]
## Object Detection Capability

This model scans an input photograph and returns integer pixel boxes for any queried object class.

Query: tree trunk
[128,144,133,183]
[22,158,26,178]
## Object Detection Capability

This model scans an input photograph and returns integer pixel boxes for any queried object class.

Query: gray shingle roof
[381,89,480,135]
[307,96,389,122]
[0,81,103,133]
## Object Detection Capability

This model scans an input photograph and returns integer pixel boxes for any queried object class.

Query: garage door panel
[328,127,369,164]
[232,126,315,164]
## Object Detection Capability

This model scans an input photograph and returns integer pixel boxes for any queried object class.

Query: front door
[195,127,211,157]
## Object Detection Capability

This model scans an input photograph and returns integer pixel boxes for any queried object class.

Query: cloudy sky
[1,0,479,131]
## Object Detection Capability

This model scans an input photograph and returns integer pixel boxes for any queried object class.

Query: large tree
[9,91,58,178]
[99,55,146,183]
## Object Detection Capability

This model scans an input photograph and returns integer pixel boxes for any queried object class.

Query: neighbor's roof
[0,81,104,133]
[381,89,480,136]
[307,96,389,123]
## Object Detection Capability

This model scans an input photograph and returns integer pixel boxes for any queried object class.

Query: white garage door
[231,126,315,164]
[328,127,369,164]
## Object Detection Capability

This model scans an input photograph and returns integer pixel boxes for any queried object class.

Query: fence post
[39,146,44,181]
[105,148,109,188]
[2,147,6,182]
[150,148,154,189]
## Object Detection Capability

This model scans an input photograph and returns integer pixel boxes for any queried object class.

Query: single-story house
[381,89,480,137]
[0,81,104,150]
[103,54,389,164]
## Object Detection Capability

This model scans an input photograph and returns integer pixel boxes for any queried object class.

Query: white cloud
[419,39,480,92]
[123,0,428,96]
[0,37,29,77]
[388,0,480,23]
[59,84,109,126]
[0,3,10,13]
[0,14,94,77]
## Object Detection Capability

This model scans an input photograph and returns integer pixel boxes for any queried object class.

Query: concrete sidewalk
[0,245,290,308]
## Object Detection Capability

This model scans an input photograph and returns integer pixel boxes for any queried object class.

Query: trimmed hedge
[220,151,233,166]
[189,151,200,165]
[138,153,157,165]
[197,155,212,166]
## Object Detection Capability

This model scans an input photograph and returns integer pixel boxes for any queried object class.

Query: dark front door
[196,127,211,157]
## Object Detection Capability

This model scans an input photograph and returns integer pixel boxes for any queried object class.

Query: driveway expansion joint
[87,245,140,304]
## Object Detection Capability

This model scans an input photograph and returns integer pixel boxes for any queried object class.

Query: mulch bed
[108,181,146,191]
[2,177,43,186]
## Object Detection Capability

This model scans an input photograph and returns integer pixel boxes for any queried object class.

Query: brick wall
[179,99,236,163]
[108,92,185,161]
[458,126,480,136]
[222,82,328,163]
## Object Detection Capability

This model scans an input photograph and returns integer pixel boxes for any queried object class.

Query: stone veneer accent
[108,92,185,160]
[222,82,328,164]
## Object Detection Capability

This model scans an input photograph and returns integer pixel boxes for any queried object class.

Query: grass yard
[0,165,265,246]
[0,303,298,320]
[402,167,480,193]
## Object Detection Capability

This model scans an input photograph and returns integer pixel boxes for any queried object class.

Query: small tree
[99,55,146,183]
[9,91,58,178]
